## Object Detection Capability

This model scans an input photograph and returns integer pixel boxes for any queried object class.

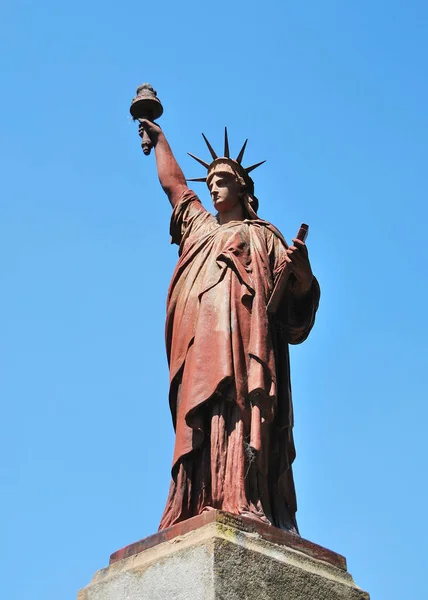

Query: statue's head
[187,129,264,218]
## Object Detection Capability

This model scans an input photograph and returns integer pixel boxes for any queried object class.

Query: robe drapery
[159,189,320,532]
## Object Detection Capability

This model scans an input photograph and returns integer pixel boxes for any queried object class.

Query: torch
[130,83,164,155]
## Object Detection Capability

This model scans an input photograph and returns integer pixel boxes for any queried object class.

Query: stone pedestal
[78,511,370,600]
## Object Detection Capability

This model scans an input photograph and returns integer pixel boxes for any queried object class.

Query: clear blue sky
[1,1,427,598]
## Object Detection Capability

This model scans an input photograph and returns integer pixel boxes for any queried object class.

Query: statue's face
[207,166,242,214]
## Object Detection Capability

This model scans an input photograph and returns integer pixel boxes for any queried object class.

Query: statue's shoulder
[250,219,287,247]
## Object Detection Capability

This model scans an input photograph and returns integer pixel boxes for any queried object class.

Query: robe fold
[159,189,320,532]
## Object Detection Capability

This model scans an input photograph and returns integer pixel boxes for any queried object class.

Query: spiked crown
[187,128,265,197]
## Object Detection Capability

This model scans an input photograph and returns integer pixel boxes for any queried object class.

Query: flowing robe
[159,189,320,532]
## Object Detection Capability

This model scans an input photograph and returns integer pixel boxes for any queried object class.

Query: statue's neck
[217,203,245,225]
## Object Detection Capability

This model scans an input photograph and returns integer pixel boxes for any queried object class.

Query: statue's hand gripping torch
[130,83,164,155]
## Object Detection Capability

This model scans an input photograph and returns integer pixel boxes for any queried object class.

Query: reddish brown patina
[136,110,320,534]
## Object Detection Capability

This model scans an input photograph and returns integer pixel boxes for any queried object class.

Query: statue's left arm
[285,277,320,344]
[271,235,320,345]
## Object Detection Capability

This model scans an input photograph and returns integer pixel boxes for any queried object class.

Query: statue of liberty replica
[77,84,370,600]
[133,84,320,533]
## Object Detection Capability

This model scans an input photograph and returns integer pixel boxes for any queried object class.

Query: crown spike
[245,160,266,174]
[201,133,218,160]
[224,127,230,158]
[186,177,208,182]
[236,139,248,164]
[187,152,210,169]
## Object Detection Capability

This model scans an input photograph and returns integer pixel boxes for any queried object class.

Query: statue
[132,85,320,534]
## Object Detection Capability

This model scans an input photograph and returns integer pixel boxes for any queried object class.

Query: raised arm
[138,119,188,208]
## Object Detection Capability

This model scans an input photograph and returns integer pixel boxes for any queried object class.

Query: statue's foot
[200,506,216,513]
[239,510,272,526]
